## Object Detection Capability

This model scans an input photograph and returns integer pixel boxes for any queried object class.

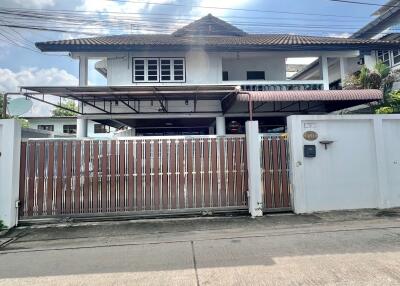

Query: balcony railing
[223,80,325,91]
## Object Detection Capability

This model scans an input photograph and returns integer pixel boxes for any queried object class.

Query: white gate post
[0,119,21,228]
[245,120,263,217]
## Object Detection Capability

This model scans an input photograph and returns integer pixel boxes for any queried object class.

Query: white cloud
[328,32,351,38]
[76,0,176,34]
[0,68,78,116]
[191,0,250,17]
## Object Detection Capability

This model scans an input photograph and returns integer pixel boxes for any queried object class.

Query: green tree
[52,100,78,117]
[343,61,400,114]
[375,90,400,114]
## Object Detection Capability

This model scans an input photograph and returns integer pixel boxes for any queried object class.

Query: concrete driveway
[1,209,400,285]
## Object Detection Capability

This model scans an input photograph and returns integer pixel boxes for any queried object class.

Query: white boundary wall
[287,115,400,213]
[0,119,21,228]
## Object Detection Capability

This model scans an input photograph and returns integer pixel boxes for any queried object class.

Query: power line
[103,0,372,19]
[328,0,399,8]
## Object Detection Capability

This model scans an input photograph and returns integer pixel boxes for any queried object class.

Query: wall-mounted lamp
[319,140,334,150]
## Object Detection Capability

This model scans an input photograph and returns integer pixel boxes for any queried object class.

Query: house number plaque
[303,131,318,141]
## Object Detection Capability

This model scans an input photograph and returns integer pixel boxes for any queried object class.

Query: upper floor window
[133,57,185,83]
[133,58,159,82]
[376,50,399,67]
[393,50,400,65]
[160,58,185,82]
[247,71,265,80]
[38,125,54,131]
[377,51,390,66]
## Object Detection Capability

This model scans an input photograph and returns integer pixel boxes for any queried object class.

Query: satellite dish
[7,98,33,116]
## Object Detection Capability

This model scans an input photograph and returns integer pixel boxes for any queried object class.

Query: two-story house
[19,14,399,136]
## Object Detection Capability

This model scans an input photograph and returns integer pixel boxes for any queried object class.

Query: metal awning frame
[16,85,239,116]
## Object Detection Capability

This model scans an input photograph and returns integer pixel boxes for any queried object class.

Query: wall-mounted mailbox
[304,145,316,158]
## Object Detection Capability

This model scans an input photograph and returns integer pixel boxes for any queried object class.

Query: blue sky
[0,0,388,115]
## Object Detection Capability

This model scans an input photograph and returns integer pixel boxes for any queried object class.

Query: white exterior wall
[222,57,286,81]
[107,50,222,85]
[287,115,400,214]
[104,51,359,86]
[27,118,115,138]
[0,119,21,228]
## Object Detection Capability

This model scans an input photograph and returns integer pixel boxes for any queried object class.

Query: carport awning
[237,89,383,102]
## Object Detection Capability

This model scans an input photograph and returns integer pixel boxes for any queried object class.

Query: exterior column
[339,57,347,87]
[320,56,329,90]
[0,119,21,228]
[245,121,263,217]
[364,53,377,70]
[216,116,226,135]
[79,56,88,87]
[77,118,88,138]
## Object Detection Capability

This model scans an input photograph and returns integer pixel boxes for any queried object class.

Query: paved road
[0,210,400,285]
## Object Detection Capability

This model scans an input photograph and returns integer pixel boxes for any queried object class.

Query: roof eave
[35,43,400,53]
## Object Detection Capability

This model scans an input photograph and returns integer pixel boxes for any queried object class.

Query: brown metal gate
[261,134,291,210]
[18,134,290,219]
[18,135,249,218]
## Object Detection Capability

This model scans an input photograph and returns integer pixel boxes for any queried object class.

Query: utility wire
[103,0,373,18]
[329,0,400,8]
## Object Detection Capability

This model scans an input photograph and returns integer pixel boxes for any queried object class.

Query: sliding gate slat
[153,140,160,210]
[74,141,81,214]
[119,141,125,211]
[145,140,151,210]
[65,142,73,214]
[47,142,54,215]
[178,140,185,209]
[127,141,134,211]
[92,142,99,213]
[37,142,45,215]
[19,143,27,217]
[83,141,90,213]
[55,142,63,215]
[170,140,177,209]
[101,141,108,213]
[136,141,143,211]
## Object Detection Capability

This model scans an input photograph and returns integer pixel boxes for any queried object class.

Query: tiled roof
[36,34,400,52]
[36,15,400,52]
[237,89,383,102]
[172,14,247,36]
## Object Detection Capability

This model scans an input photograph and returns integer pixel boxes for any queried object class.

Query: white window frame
[392,50,400,67]
[133,57,185,83]
[376,50,400,68]
[133,58,159,83]
[160,58,186,83]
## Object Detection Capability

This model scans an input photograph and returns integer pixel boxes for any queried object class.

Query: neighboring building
[17,14,399,136]
[24,117,117,138]
[294,0,400,89]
